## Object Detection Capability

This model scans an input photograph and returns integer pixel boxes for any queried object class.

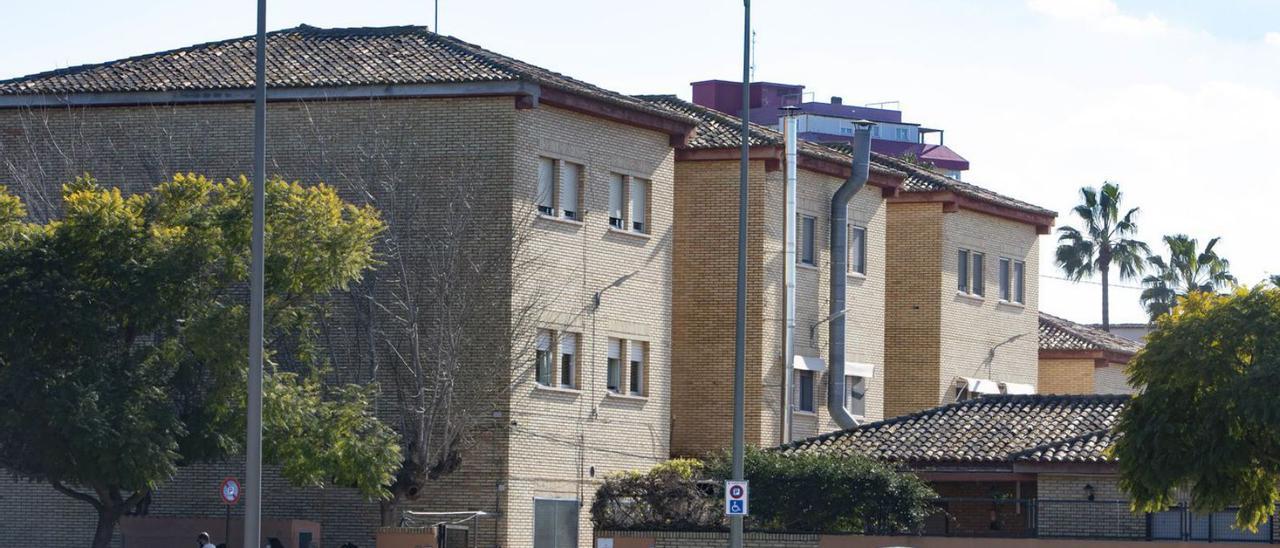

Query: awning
[956,377,1001,395]
[845,362,875,378]
[1000,382,1035,395]
[793,355,826,372]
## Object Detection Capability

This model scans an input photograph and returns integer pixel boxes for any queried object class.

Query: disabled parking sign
[725,480,749,516]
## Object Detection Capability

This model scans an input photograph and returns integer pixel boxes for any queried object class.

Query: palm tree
[1140,234,1235,321]
[1055,183,1150,331]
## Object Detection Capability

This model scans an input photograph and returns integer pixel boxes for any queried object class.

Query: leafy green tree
[1139,234,1235,321]
[0,175,401,548]
[1055,182,1150,331]
[1114,286,1280,530]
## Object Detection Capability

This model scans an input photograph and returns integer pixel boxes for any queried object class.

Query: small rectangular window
[606,338,622,393]
[608,174,625,229]
[846,376,867,417]
[1014,260,1026,304]
[848,225,867,275]
[630,178,649,233]
[629,341,646,396]
[536,158,555,216]
[971,252,985,296]
[533,499,578,548]
[535,330,553,386]
[560,162,581,220]
[799,215,816,266]
[795,370,815,412]
[896,127,909,141]
[999,257,1012,301]
[957,249,970,292]
[559,332,577,388]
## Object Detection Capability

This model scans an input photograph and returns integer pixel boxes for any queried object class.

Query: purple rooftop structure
[691,79,970,178]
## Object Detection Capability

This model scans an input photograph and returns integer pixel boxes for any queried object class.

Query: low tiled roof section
[1013,429,1117,463]
[823,142,1054,217]
[781,394,1128,464]
[635,95,903,178]
[0,25,692,124]
[1040,312,1144,356]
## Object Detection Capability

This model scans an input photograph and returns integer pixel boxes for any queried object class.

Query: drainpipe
[780,108,799,445]
[828,120,874,430]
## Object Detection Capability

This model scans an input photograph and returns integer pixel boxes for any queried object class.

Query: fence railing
[918,498,1276,543]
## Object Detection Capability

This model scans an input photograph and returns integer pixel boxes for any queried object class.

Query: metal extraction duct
[827,120,874,429]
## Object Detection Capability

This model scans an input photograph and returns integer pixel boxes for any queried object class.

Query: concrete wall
[1094,364,1134,395]
[598,531,1264,548]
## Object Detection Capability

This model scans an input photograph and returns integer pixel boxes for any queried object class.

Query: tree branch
[50,480,104,511]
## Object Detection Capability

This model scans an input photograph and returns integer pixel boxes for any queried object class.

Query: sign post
[725,480,749,517]
[221,478,241,547]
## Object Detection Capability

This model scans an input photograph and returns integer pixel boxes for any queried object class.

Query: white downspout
[781,109,798,444]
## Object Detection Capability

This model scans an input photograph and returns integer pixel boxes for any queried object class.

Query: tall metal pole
[731,1,751,547]
[434,0,439,32]
[244,1,267,547]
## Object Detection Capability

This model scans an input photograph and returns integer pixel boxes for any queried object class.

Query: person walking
[198,532,217,548]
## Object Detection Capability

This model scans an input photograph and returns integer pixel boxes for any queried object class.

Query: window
[895,127,910,141]
[1014,260,1026,304]
[840,127,853,135]
[798,214,816,266]
[606,338,622,393]
[971,252,984,296]
[795,370,815,412]
[536,157,583,221]
[535,330,553,386]
[560,161,581,220]
[957,249,969,292]
[848,224,867,275]
[871,126,880,138]
[629,341,646,396]
[533,498,578,548]
[999,258,1012,301]
[630,178,649,233]
[608,174,625,229]
[536,158,555,216]
[559,332,577,388]
[846,376,867,417]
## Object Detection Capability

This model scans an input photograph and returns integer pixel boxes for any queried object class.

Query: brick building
[1039,313,1142,395]
[0,25,695,548]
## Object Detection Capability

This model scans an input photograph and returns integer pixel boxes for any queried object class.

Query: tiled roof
[822,142,1055,217]
[0,25,691,124]
[635,95,903,178]
[1013,429,1117,463]
[1040,312,1144,356]
[781,394,1128,465]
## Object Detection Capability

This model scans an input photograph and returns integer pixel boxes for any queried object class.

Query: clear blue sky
[3,0,1279,324]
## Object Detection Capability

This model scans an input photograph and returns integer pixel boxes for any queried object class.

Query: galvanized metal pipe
[827,121,873,430]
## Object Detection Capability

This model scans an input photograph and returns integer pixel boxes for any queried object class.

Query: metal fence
[919,498,1276,543]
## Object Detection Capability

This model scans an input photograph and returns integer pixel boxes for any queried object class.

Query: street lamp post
[244,0,267,547]
[731,1,751,548]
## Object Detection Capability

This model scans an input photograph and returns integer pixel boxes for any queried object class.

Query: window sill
[847,272,867,280]
[605,391,649,402]
[797,263,819,272]
[536,214,585,227]
[792,409,817,417]
[606,227,651,240]
[955,291,985,302]
[534,384,581,395]
[997,300,1026,309]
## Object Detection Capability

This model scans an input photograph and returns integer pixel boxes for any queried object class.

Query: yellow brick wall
[939,209,1040,401]
[883,202,945,417]
[670,159,770,457]
[507,104,676,548]
[1038,358,1097,394]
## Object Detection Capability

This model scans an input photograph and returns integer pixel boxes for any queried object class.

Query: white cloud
[1027,0,1169,37]
[1266,32,1280,47]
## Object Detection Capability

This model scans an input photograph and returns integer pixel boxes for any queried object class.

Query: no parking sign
[725,480,749,516]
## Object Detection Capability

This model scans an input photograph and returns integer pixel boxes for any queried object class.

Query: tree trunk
[91,506,120,548]
[1101,265,1111,332]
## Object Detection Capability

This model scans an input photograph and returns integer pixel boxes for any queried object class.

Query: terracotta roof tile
[0,25,690,124]
[1013,429,1117,463]
[780,394,1128,465]
[1040,312,1144,356]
